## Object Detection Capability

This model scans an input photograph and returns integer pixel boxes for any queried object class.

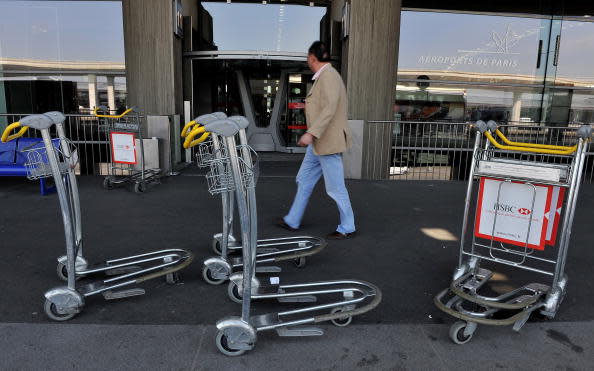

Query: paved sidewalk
[1,322,592,371]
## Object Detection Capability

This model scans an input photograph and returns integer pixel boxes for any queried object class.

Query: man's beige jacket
[305,64,351,155]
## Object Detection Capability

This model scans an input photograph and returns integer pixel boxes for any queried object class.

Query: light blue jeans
[284,145,356,234]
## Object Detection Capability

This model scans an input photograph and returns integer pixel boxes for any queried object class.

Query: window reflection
[556,20,594,86]
[199,2,326,53]
[395,82,544,123]
[0,1,126,114]
[398,11,548,84]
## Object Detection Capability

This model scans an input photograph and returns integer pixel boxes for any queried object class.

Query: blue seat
[0,137,58,195]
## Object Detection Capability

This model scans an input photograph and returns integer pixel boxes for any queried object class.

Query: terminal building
[1,0,593,179]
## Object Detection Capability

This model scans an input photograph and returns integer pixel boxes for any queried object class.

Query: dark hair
[308,41,330,62]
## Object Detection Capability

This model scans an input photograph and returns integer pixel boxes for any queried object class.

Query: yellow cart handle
[183,126,210,149]
[484,131,577,155]
[93,107,134,119]
[1,122,29,143]
[494,129,577,151]
[181,120,199,138]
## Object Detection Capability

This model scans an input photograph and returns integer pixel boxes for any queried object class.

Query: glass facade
[0,0,126,123]
[199,2,326,53]
[397,10,594,126]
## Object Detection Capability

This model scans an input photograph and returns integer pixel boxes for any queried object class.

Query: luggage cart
[94,107,161,193]
[184,118,381,356]
[434,120,592,344]
[1,113,193,321]
[182,113,326,287]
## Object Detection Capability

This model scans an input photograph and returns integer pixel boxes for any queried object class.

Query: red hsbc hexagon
[518,208,531,215]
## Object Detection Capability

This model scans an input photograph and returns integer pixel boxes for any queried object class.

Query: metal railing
[0,113,143,176]
[368,120,594,182]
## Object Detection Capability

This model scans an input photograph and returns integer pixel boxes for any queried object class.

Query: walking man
[278,41,356,240]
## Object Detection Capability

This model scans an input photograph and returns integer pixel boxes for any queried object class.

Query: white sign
[110,132,137,164]
[477,161,563,182]
[475,178,552,250]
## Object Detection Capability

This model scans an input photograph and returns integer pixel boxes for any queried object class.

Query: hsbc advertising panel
[475,178,554,250]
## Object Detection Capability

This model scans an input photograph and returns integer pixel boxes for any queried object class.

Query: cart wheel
[212,239,223,255]
[44,299,77,322]
[215,330,246,357]
[293,257,307,268]
[102,177,114,190]
[133,182,147,194]
[449,321,474,345]
[227,281,243,304]
[202,265,226,285]
[330,307,353,327]
[56,262,69,282]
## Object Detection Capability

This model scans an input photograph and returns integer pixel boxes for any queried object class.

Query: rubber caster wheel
[330,307,352,327]
[133,182,147,194]
[449,321,474,345]
[102,177,114,190]
[56,262,82,282]
[212,239,223,255]
[44,299,77,322]
[202,265,226,285]
[227,281,243,304]
[215,330,247,357]
[56,262,69,282]
[293,257,306,268]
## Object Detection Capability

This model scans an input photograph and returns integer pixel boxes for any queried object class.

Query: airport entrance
[189,55,313,153]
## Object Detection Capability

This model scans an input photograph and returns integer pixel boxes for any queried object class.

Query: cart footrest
[105,265,142,276]
[277,295,317,303]
[276,326,324,337]
[102,288,146,300]
[255,265,282,273]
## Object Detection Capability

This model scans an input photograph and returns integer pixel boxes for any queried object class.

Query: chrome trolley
[184,118,381,356]
[435,120,592,344]
[1,113,193,321]
[94,107,161,193]
[182,113,326,288]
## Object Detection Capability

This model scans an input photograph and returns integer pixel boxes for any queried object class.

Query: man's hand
[297,132,315,147]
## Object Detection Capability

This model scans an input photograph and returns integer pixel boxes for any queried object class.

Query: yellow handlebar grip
[1,122,29,143]
[93,107,134,118]
[181,120,198,138]
[183,126,210,149]
[484,131,577,155]
[495,129,578,151]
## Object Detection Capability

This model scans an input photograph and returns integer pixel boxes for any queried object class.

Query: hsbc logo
[493,203,532,216]
[493,203,514,213]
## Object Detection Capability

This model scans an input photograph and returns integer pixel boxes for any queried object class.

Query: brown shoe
[276,217,299,232]
[326,231,357,240]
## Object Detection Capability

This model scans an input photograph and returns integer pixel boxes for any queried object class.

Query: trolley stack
[435,119,592,344]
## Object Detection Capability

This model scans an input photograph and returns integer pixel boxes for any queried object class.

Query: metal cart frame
[2,112,193,321]
[184,118,381,356]
[434,119,592,344]
[182,113,326,288]
[94,107,161,193]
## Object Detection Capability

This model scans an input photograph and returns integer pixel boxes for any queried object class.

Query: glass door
[281,73,313,147]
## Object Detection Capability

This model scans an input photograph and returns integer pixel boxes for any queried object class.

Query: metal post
[41,129,77,290]
[458,130,481,267]
[225,135,253,322]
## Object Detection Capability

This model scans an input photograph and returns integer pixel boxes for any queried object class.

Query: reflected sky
[0,1,124,62]
[202,2,325,52]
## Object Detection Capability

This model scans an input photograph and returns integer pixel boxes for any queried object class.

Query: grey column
[107,76,116,112]
[88,74,98,111]
[122,0,180,116]
[343,0,401,180]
